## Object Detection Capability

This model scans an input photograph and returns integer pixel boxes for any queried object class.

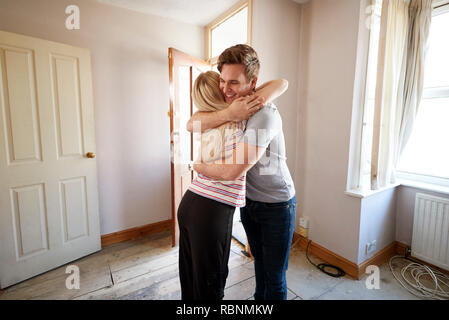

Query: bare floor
[0,231,422,300]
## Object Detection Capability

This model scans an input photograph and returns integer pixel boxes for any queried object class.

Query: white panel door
[0,30,101,289]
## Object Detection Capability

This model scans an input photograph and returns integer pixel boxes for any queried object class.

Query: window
[396,5,449,180]
[354,0,449,193]
[205,0,252,66]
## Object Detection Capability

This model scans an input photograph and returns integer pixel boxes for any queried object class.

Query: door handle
[86,152,96,158]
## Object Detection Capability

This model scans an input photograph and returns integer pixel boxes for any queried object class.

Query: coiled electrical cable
[389,255,449,300]
[305,240,346,278]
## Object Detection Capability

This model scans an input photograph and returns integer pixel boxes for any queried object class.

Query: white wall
[358,189,397,264]
[0,0,204,235]
[295,0,363,263]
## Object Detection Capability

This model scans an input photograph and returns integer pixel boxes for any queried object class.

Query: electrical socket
[366,240,377,255]
[298,217,309,238]
[299,216,309,229]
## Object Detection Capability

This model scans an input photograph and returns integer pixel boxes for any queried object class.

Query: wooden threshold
[101,219,172,247]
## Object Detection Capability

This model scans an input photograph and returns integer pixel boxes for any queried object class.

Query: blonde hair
[192,71,240,162]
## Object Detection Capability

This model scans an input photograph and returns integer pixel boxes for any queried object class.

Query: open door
[168,48,210,247]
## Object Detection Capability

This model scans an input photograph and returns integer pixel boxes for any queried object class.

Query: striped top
[189,120,247,207]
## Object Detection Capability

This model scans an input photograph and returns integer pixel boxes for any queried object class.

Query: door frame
[168,47,210,247]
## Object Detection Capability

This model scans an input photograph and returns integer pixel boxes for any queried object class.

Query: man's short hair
[217,44,260,81]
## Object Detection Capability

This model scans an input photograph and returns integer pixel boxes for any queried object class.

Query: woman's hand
[225,95,265,122]
[193,162,203,174]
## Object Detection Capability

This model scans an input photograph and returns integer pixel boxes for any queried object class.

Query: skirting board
[292,232,360,279]
[101,219,172,247]
[291,232,433,280]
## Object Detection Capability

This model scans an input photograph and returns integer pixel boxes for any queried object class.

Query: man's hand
[225,95,265,122]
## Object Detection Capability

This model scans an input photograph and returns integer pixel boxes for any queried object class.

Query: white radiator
[411,193,449,270]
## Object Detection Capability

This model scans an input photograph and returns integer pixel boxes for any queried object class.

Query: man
[187,44,296,300]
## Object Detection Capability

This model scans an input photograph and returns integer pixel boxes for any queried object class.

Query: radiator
[411,193,449,270]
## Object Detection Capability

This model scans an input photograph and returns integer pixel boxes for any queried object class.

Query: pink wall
[296,0,363,263]
[0,0,204,235]
[251,0,302,181]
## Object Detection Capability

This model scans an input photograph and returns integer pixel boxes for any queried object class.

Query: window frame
[346,0,384,192]
[205,0,253,66]
[358,0,383,191]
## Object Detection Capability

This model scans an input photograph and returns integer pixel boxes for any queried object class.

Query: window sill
[397,179,449,196]
[395,171,449,195]
[345,175,449,199]
[345,182,400,199]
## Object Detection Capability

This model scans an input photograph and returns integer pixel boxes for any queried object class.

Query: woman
[177,71,288,300]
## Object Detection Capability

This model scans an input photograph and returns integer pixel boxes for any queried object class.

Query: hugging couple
[177,44,296,300]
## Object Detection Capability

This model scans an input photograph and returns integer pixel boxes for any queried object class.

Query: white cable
[389,255,449,300]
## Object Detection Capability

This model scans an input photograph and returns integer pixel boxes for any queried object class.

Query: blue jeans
[240,195,296,300]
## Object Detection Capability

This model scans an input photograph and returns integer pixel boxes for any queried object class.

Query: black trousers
[177,190,235,300]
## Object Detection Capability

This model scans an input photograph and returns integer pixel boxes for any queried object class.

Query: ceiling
[96,0,242,26]
[96,0,311,26]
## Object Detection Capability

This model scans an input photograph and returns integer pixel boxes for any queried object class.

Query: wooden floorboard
[112,250,179,284]
[4,231,415,301]
[74,262,179,300]
[0,231,257,300]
